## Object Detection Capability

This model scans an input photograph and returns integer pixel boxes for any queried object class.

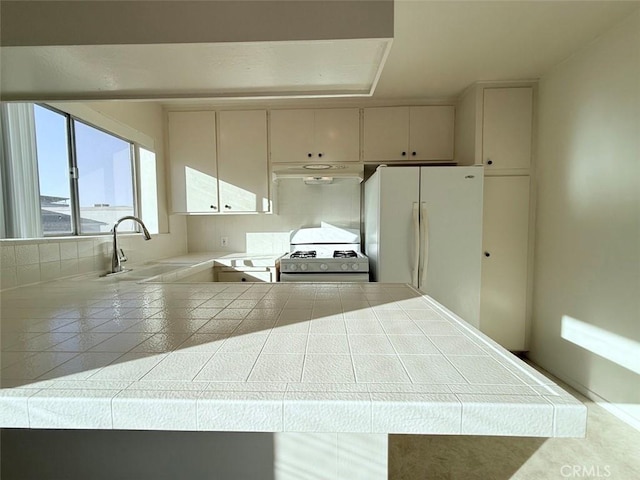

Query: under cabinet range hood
[271,163,364,183]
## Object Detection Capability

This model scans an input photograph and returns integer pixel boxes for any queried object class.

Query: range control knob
[289,264,298,271]
[341,263,349,271]
[320,263,329,271]
[352,263,360,271]
[300,264,308,271]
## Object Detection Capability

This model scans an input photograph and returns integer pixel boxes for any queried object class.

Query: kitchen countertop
[0,276,586,437]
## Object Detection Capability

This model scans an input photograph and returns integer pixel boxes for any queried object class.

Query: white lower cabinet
[216,268,273,282]
[480,175,531,351]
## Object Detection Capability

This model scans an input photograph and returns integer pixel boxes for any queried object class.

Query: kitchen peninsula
[0,274,586,479]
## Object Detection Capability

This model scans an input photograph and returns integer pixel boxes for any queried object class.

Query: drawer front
[217,271,272,283]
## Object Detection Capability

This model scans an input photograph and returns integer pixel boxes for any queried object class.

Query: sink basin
[74,263,196,282]
[124,264,190,278]
[146,261,216,283]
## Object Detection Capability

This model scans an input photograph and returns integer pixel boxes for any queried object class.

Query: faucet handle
[118,249,128,262]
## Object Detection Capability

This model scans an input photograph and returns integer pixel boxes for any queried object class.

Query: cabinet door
[218,110,269,213]
[313,108,360,163]
[363,107,410,162]
[217,270,272,282]
[270,109,314,163]
[482,87,533,170]
[480,176,530,351]
[168,111,218,213]
[409,106,455,161]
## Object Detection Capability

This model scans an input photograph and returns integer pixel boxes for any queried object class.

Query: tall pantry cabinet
[455,83,535,351]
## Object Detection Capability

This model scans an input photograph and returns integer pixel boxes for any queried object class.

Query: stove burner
[290,250,317,259]
[333,250,358,259]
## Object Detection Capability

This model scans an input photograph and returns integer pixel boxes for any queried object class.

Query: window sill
[0,232,168,245]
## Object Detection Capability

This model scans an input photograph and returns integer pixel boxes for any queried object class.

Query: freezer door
[419,166,484,327]
[365,167,420,284]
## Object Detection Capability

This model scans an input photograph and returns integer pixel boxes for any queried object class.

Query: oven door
[280,273,369,282]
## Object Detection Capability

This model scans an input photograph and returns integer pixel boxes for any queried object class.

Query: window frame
[35,103,141,237]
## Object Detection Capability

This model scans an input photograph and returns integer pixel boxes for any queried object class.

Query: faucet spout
[109,216,152,274]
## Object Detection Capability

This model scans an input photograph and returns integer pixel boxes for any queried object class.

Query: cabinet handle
[210,205,217,210]
[486,159,493,165]
[401,151,407,156]
[307,153,313,158]
[484,252,491,257]
[412,151,417,156]
[241,277,247,282]
[225,205,232,210]
[318,153,323,158]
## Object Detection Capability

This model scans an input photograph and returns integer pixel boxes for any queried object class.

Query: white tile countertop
[0,280,587,437]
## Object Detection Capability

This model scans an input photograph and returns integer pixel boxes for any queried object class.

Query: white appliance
[280,226,369,282]
[364,165,484,327]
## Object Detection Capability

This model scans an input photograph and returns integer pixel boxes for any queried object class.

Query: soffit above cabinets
[0,40,392,101]
[0,0,393,101]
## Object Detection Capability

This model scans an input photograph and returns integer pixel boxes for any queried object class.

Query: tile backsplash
[0,216,187,290]
[187,178,362,254]
[1,179,360,289]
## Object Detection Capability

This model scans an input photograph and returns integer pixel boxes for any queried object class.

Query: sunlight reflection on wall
[561,315,640,375]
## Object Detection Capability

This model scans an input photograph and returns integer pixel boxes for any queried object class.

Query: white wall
[0,101,188,290]
[187,178,361,253]
[81,101,173,234]
[529,10,640,426]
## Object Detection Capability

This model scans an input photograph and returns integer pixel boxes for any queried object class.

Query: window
[1,103,151,238]
[34,105,73,235]
[74,120,135,233]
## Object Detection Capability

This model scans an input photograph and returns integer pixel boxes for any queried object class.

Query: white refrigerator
[364,166,484,327]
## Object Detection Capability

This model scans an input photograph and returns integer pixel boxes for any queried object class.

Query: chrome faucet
[109,215,152,275]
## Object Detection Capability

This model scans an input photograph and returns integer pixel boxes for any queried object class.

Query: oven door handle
[419,202,428,290]
[412,202,420,288]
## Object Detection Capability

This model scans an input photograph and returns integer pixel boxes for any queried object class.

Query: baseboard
[526,357,640,432]
[564,379,640,432]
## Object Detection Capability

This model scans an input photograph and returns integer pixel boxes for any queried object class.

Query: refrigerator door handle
[419,202,429,289]
[412,202,420,288]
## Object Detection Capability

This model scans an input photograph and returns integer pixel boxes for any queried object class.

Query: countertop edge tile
[111,390,200,431]
[28,388,118,429]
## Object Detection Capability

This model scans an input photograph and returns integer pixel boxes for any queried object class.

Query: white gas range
[279,226,370,282]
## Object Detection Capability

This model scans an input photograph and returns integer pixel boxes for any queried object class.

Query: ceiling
[374,0,639,99]
[1,1,638,102]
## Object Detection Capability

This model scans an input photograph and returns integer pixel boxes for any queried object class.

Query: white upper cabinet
[217,110,269,213]
[313,109,360,163]
[482,87,533,170]
[363,106,455,162]
[168,111,218,214]
[168,110,269,214]
[270,108,360,163]
[409,106,455,161]
[363,107,409,162]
